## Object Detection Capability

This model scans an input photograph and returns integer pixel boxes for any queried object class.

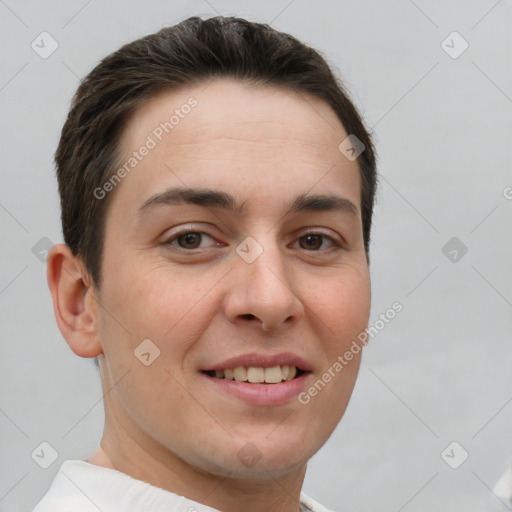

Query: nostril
[240,314,256,320]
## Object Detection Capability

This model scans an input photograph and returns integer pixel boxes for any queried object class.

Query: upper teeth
[214,365,297,383]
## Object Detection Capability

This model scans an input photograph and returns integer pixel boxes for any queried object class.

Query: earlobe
[46,244,103,359]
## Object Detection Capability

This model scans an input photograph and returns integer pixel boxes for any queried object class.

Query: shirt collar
[35,460,332,512]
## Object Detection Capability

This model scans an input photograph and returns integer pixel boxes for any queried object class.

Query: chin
[206,453,309,482]
[202,434,317,480]
[186,434,310,482]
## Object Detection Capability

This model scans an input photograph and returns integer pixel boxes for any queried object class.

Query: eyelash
[162,229,344,253]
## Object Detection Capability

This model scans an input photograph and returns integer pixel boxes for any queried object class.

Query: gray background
[1,1,511,511]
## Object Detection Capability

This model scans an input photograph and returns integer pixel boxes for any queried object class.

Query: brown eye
[163,231,218,250]
[177,232,203,249]
[299,234,323,250]
[297,233,339,251]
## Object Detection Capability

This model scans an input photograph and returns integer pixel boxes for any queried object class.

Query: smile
[200,367,311,406]
[202,365,305,384]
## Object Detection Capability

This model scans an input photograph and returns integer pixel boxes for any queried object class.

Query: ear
[47,244,103,359]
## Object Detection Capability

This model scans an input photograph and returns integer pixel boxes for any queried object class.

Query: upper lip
[201,352,312,372]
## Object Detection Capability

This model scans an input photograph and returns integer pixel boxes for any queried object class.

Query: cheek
[113,265,220,358]
[108,262,188,326]
[299,274,368,445]
[319,270,369,390]
[310,266,371,348]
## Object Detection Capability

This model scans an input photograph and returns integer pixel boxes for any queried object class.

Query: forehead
[121,78,346,149]
[110,79,361,218]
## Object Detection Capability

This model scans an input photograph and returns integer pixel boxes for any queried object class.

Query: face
[95,79,371,479]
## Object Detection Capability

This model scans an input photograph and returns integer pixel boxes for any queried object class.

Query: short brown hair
[55,15,377,289]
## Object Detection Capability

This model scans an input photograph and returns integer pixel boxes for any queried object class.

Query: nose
[223,236,305,333]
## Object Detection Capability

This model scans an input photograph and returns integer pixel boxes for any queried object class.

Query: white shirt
[33,460,336,512]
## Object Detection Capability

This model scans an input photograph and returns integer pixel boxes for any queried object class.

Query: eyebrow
[138,187,359,218]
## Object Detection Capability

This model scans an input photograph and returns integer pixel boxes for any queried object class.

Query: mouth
[199,352,312,405]
[201,365,308,384]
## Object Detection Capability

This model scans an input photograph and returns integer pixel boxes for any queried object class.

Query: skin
[47,78,371,512]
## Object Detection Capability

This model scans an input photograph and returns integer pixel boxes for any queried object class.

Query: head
[48,15,377,484]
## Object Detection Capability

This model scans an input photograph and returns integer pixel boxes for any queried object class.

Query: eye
[294,231,343,252]
[163,231,219,250]
[162,229,343,253]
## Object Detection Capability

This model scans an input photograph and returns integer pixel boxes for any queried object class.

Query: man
[35,15,377,512]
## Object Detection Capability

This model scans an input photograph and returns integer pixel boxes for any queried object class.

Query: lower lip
[200,372,310,406]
